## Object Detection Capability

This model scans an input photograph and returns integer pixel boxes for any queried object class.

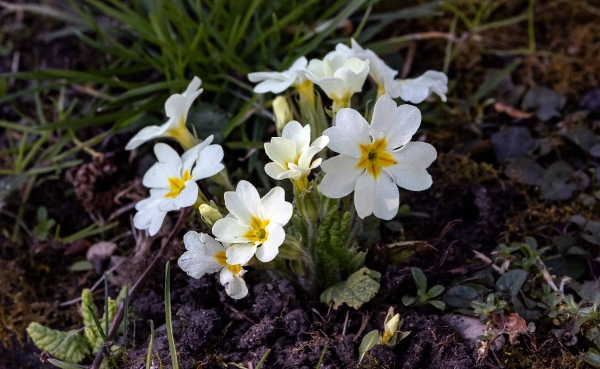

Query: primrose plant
[128,39,446,305]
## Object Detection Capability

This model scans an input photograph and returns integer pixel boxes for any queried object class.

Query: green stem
[293,181,320,295]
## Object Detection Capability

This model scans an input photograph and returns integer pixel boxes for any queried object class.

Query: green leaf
[585,349,600,368]
[411,267,427,292]
[429,300,446,310]
[426,285,445,299]
[69,260,95,272]
[496,269,528,296]
[443,285,480,308]
[26,322,91,364]
[47,359,89,369]
[358,330,379,363]
[320,267,381,309]
[491,127,536,164]
[402,296,416,306]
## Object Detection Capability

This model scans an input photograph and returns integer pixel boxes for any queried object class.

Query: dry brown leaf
[493,313,527,345]
[494,102,534,119]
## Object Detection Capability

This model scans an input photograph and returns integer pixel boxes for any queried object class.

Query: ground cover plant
[2,0,600,368]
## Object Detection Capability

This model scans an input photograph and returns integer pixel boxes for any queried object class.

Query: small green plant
[26,286,127,367]
[33,206,56,241]
[358,307,410,363]
[402,267,446,310]
[471,293,508,321]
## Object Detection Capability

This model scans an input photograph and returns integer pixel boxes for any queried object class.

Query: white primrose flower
[212,180,293,265]
[125,77,203,150]
[133,137,224,236]
[335,39,398,97]
[178,231,248,299]
[264,121,329,182]
[305,52,370,111]
[320,94,437,220]
[248,57,310,94]
[389,70,448,103]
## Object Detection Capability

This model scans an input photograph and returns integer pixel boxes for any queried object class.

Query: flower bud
[199,203,223,229]
[381,314,400,344]
[273,96,293,133]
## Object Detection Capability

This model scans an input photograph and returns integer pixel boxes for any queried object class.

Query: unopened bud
[273,96,293,133]
[199,203,223,229]
[381,307,401,345]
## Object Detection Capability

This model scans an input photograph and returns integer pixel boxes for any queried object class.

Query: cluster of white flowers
[249,39,448,108]
[126,39,444,300]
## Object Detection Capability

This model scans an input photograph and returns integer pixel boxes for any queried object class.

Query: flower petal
[133,199,168,236]
[255,224,285,262]
[387,142,436,191]
[191,144,225,180]
[264,137,296,168]
[281,121,310,152]
[324,108,370,156]
[264,162,291,180]
[248,72,295,94]
[370,96,422,149]
[220,268,248,299]
[320,155,363,198]
[165,94,188,119]
[354,171,399,220]
[157,180,198,212]
[154,143,182,175]
[183,77,203,98]
[142,163,171,188]
[259,187,292,226]
[223,180,261,227]
[178,231,224,278]
[225,243,257,265]
[125,123,170,151]
[181,135,213,173]
[213,218,252,244]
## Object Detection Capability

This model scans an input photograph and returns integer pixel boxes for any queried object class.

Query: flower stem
[293,180,320,295]
[168,125,199,151]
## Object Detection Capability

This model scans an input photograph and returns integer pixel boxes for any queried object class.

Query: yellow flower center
[165,170,192,198]
[215,251,243,274]
[243,216,270,244]
[357,137,396,179]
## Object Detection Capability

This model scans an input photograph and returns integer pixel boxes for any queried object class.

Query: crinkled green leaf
[26,322,90,364]
[358,330,379,363]
[320,267,381,309]
[81,288,117,353]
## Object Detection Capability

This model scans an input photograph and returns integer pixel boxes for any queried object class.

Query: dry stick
[88,210,189,369]
[401,42,417,79]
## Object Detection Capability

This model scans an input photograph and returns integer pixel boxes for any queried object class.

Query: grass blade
[146,320,155,369]
[255,349,271,369]
[164,261,179,369]
[86,305,108,342]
